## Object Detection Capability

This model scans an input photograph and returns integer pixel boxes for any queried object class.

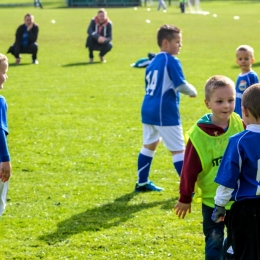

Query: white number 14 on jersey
[146,70,158,96]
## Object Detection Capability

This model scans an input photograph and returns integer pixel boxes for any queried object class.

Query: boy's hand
[174,201,191,219]
[211,205,226,223]
[0,162,12,182]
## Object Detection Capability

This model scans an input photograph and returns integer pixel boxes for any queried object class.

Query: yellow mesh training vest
[187,113,244,209]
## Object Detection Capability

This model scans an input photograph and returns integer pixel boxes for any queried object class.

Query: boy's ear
[242,106,249,117]
[236,59,239,64]
[252,58,255,63]
[162,39,168,47]
[204,99,210,109]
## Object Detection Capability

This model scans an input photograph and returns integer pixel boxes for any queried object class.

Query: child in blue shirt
[135,25,197,192]
[0,54,12,217]
[234,45,259,117]
[212,83,260,259]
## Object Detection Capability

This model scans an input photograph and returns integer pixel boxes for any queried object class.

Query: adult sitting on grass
[86,8,112,63]
[7,14,39,65]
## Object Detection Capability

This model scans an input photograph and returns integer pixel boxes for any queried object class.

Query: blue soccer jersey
[215,124,260,202]
[141,52,196,126]
[234,70,259,117]
[0,96,8,134]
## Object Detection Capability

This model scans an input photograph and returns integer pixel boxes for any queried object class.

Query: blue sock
[137,147,155,184]
[173,153,184,176]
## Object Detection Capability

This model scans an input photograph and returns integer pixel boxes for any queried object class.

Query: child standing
[135,25,197,192]
[234,45,259,118]
[174,75,244,259]
[0,54,12,217]
[212,83,260,260]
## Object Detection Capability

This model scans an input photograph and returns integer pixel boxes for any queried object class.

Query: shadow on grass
[9,63,32,67]
[62,61,102,67]
[39,192,178,244]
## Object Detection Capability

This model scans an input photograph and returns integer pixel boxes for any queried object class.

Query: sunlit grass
[0,1,259,258]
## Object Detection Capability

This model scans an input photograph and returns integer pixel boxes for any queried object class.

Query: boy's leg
[135,124,163,192]
[229,199,260,260]
[0,181,9,217]
[137,147,155,184]
[157,125,185,176]
[223,210,234,260]
[172,153,184,176]
[202,203,225,260]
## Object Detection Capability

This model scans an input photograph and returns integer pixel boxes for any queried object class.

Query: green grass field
[0,0,260,259]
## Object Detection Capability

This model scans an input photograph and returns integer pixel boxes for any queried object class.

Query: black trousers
[180,2,185,13]
[228,198,260,260]
[86,37,112,59]
[7,43,38,60]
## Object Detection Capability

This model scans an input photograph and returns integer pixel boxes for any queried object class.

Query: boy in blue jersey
[135,25,197,192]
[0,54,12,217]
[212,83,260,260]
[234,45,259,118]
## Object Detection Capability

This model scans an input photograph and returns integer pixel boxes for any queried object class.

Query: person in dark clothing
[86,9,112,63]
[180,0,186,13]
[7,14,39,65]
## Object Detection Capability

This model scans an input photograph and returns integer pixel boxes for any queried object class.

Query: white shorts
[0,180,8,217]
[143,124,185,151]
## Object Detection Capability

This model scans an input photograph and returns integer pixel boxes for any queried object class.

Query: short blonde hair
[236,45,254,58]
[242,83,260,120]
[0,53,8,64]
[98,8,107,16]
[205,75,235,100]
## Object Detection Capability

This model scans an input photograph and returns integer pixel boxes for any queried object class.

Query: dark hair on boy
[157,25,181,47]
[242,83,260,120]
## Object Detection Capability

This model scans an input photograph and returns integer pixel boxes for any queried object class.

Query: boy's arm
[212,185,233,223]
[174,201,191,219]
[176,83,197,97]
[215,185,233,207]
[0,129,11,183]
[168,58,197,97]
[174,139,201,218]
[248,71,259,84]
